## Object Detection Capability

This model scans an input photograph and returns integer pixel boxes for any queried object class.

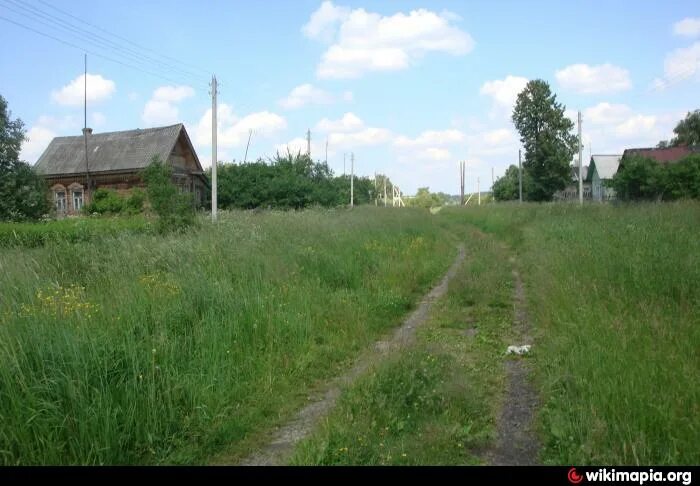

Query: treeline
[610,153,700,201]
[207,151,390,209]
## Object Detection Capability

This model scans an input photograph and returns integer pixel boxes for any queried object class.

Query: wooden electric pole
[578,110,583,206]
[306,129,311,158]
[518,149,523,204]
[211,75,218,222]
[83,54,90,203]
[459,161,465,205]
[350,152,354,208]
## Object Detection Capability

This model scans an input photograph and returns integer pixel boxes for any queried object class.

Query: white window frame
[55,190,66,212]
[72,189,83,212]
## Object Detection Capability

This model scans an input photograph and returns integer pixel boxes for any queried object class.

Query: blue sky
[1,0,699,194]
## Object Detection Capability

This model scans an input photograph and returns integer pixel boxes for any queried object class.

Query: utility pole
[374,172,378,206]
[518,149,523,204]
[350,152,354,208]
[578,110,583,206]
[325,138,328,165]
[383,177,387,207]
[459,161,465,205]
[491,167,494,203]
[211,75,218,222]
[243,129,252,163]
[306,129,311,158]
[83,54,91,204]
[343,153,346,176]
[477,177,481,206]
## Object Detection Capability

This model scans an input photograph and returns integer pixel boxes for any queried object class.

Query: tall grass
[447,201,700,464]
[0,207,461,464]
[291,227,514,465]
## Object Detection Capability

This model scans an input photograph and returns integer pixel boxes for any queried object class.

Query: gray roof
[588,154,621,181]
[34,123,199,176]
[571,165,588,182]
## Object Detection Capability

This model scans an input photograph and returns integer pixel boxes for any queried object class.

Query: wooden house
[34,123,206,215]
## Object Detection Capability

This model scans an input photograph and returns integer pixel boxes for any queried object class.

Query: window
[73,190,83,212]
[55,191,66,212]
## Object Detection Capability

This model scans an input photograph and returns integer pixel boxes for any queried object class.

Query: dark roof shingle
[34,124,187,175]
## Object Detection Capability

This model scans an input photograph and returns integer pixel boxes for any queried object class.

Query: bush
[142,156,195,232]
[663,154,700,200]
[611,154,700,201]
[610,155,665,201]
[0,216,150,248]
[125,188,146,214]
[84,188,126,215]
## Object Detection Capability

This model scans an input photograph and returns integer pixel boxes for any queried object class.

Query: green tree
[492,165,520,201]
[410,187,442,208]
[512,80,578,201]
[610,155,665,201]
[0,95,49,221]
[142,156,194,232]
[663,154,700,200]
[671,110,700,147]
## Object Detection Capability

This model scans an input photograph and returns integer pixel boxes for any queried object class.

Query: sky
[1,0,699,195]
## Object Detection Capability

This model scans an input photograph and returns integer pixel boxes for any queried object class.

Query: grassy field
[1,202,698,465]
[445,202,700,465]
[291,227,514,465]
[0,207,463,464]
[0,215,151,248]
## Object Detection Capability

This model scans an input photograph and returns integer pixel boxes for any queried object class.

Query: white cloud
[328,127,392,148]
[142,100,179,125]
[663,41,700,83]
[302,0,350,42]
[21,126,57,164]
[152,85,195,102]
[279,84,352,109]
[275,137,330,159]
[51,73,116,106]
[195,103,287,152]
[480,75,528,118]
[394,129,465,148]
[142,85,194,126]
[394,128,468,164]
[613,115,658,138]
[20,115,80,164]
[418,147,451,161]
[575,102,678,152]
[305,2,475,79]
[316,112,364,132]
[673,17,700,38]
[583,102,633,125]
[555,63,631,94]
[91,112,106,127]
[466,127,519,157]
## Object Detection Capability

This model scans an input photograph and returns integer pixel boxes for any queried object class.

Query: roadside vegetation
[451,202,699,465]
[291,227,514,465]
[0,207,460,465]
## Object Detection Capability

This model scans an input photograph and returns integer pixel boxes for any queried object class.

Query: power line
[36,0,209,77]
[0,14,206,88]
[0,0,208,85]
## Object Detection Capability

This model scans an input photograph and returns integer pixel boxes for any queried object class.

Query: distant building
[554,165,591,201]
[586,155,622,202]
[34,123,206,215]
[621,145,700,168]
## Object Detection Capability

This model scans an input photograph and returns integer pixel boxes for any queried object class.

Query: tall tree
[0,94,49,221]
[671,110,700,147]
[512,80,578,201]
[492,165,520,201]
